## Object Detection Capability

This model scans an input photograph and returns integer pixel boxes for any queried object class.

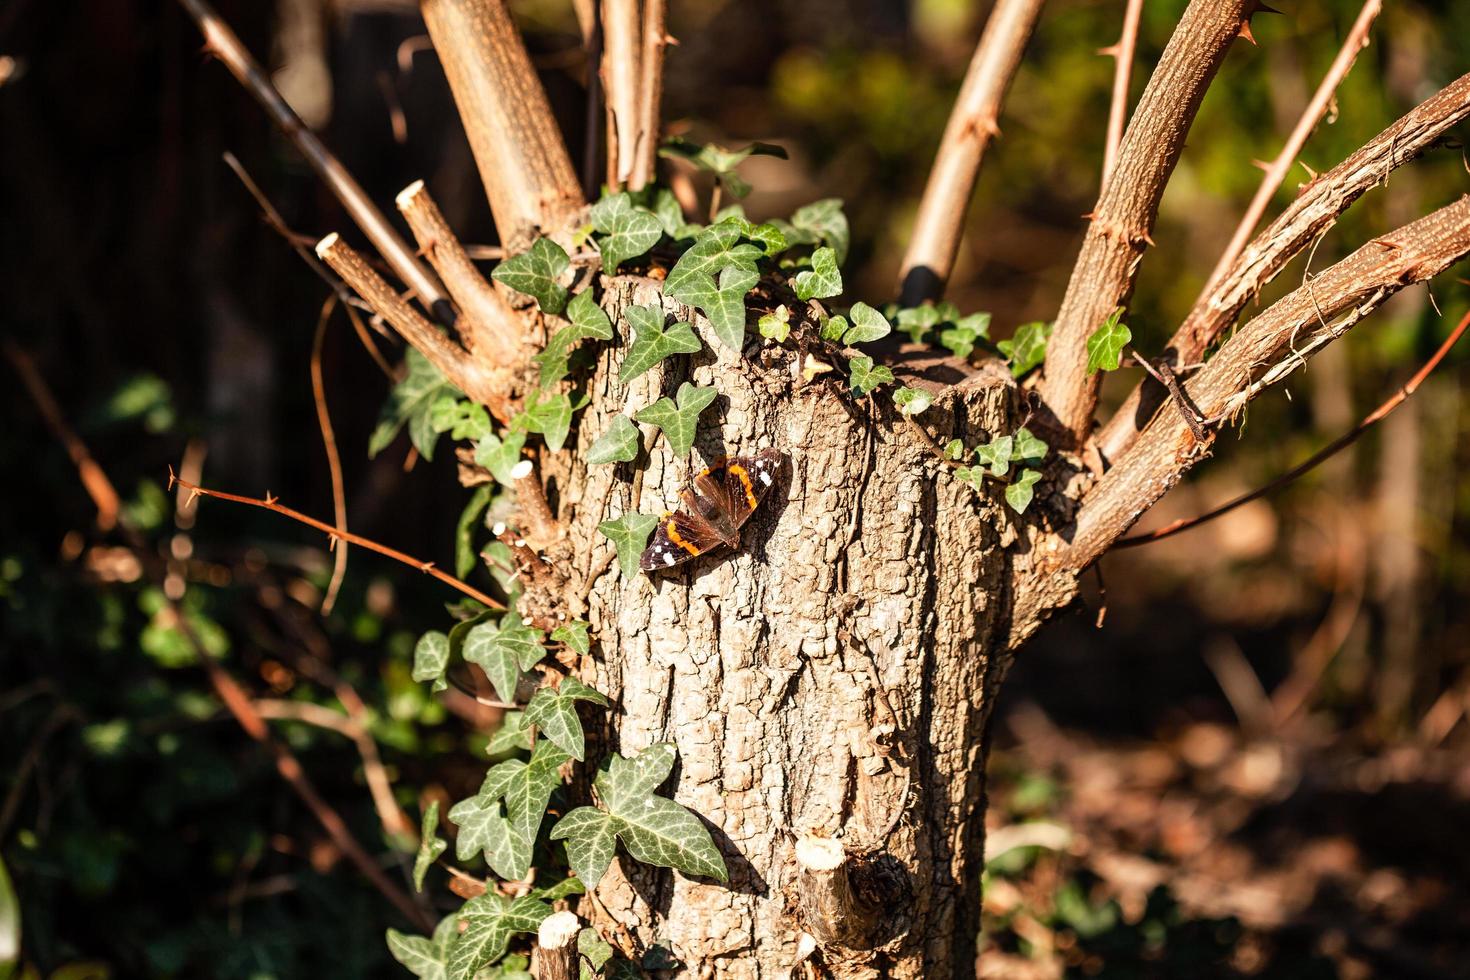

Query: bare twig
[176,0,448,310]
[1066,195,1470,568]
[420,0,585,244]
[168,469,507,611]
[341,300,397,381]
[1038,0,1254,443]
[1100,0,1146,187]
[1097,71,1470,461]
[897,0,1048,306]
[1115,308,1470,547]
[310,296,350,616]
[601,0,641,188]
[629,0,669,191]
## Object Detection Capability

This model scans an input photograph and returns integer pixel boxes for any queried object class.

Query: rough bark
[531,278,1042,977]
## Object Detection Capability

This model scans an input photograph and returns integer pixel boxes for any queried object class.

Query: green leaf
[590,193,663,272]
[939,312,992,359]
[579,929,614,972]
[790,198,850,264]
[618,305,703,382]
[658,139,787,198]
[550,806,620,889]
[943,438,965,460]
[975,434,1015,477]
[524,677,611,760]
[652,188,701,240]
[842,302,891,345]
[819,315,848,343]
[664,219,763,349]
[370,348,459,461]
[448,893,554,980]
[597,513,660,579]
[414,801,447,892]
[474,431,528,486]
[462,611,546,704]
[998,321,1052,377]
[0,855,17,980]
[448,741,569,880]
[517,392,574,452]
[634,383,718,457]
[1013,426,1048,464]
[456,486,494,580]
[430,397,492,442]
[413,631,450,693]
[792,246,842,301]
[895,305,945,345]
[758,306,792,343]
[893,386,933,416]
[746,222,788,255]
[492,238,570,315]
[584,415,641,466]
[534,290,614,387]
[486,711,532,755]
[387,915,459,980]
[551,620,591,656]
[848,356,893,397]
[1086,308,1131,374]
[532,877,587,903]
[1006,468,1043,514]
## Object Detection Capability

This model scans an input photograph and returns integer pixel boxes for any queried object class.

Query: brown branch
[1115,307,1470,548]
[533,911,581,980]
[629,0,669,191]
[896,0,1048,306]
[601,0,641,189]
[395,179,523,363]
[794,835,885,950]
[420,0,586,244]
[1064,195,1470,569]
[341,300,398,380]
[1037,0,1254,443]
[176,0,448,310]
[1097,70,1470,461]
[310,297,350,616]
[4,342,120,530]
[1100,0,1146,187]
[168,469,507,611]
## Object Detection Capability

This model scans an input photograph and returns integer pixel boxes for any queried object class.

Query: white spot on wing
[759,471,772,485]
[663,552,675,566]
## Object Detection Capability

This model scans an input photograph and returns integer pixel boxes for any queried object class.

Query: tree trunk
[534,278,1043,977]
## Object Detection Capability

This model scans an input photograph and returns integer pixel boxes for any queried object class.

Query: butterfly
[640,450,783,572]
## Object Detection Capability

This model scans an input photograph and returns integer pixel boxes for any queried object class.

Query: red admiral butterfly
[640,449,783,571]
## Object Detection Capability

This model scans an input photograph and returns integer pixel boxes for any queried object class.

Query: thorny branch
[1100,0,1145,187]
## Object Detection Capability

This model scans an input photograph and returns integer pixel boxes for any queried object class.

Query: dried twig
[629,0,669,191]
[601,0,641,188]
[1066,195,1470,568]
[176,0,447,310]
[1038,0,1255,442]
[1100,0,1146,187]
[310,296,350,616]
[1098,70,1470,460]
[897,0,1048,306]
[1114,308,1470,548]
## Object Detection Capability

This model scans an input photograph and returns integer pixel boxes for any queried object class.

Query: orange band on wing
[727,464,759,510]
[665,519,701,555]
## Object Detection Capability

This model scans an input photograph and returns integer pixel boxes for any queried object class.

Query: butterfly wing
[695,451,781,531]
[640,503,726,571]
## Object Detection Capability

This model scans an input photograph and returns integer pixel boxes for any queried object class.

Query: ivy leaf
[895,305,945,346]
[456,486,494,580]
[790,198,850,264]
[447,741,570,881]
[579,929,614,972]
[975,434,1015,477]
[618,305,703,382]
[492,238,570,315]
[414,802,446,892]
[893,386,933,416]
[524,677,611,760]
[584,415,641,466]
[486,710,532,755]
[819,315,848,343]
[598,513,659,579]
[658,139,787,199]
[842,302,891,345]
[943,438,965,460]
[1013,426,1048,464]
[430,397,492,442]
[387,915,459,980]
[1006,468,1043,514]
[448,893,554,980]
[848,356,893,397]
[531,877,586,903]
[652,188,701,241]
[792,246,842,302]
[517,392,574,452]
[998,321,1052,377]
[551,742,727,889]
[939,312,992,359]
[462,611,546,705]
[745,222,788,255]
[413,631,450,693]
[551,620,591,656]
[634,383,718,457]
[1086,308,1131,374]
[590,193,663,272]
[534,290,614,386]
[758,306,791,343]
[370,348,459,461]
[474,431,528,486]
[664,219,763,349]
